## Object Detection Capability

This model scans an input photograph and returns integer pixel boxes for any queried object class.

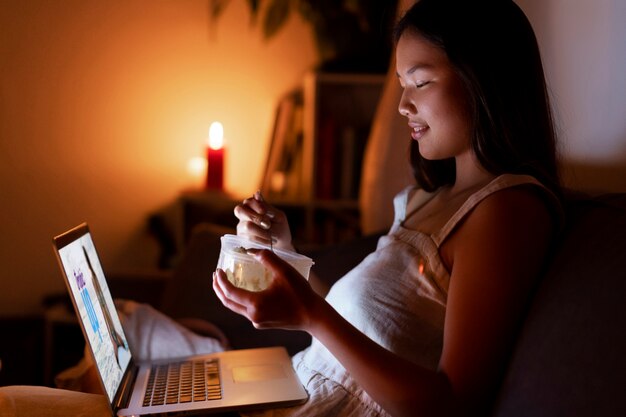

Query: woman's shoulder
[469,175,561,235]
[483,174,564,227]
[441,182,556,273]
[461,174,563,227]
[473,184,554,226]
[435,174,562,245]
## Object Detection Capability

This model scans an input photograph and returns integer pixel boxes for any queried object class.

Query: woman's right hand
[213,248,324,331]
[233,191,294,251]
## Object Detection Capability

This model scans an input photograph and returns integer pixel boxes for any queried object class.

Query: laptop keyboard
[142,359,222,407]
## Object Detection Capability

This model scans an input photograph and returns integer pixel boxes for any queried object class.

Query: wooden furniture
[262,71,385,247]
[147,72,385,262]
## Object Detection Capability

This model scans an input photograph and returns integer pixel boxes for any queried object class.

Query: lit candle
[206,121,225,190]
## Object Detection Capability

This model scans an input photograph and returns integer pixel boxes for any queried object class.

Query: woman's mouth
[410,124,428,140]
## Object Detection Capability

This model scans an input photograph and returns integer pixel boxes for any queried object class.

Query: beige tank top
[286,174,562,417]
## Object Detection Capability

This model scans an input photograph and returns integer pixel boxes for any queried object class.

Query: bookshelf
[262,71,385,247]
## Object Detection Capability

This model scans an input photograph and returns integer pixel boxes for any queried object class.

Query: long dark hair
[394,0,560,195]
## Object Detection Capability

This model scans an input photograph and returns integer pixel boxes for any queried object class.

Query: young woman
[213,0,563,416]
[0,1,563,416]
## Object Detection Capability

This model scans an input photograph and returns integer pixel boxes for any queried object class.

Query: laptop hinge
[114,362,139,411]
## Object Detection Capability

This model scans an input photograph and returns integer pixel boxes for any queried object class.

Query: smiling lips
[409,123,429,140]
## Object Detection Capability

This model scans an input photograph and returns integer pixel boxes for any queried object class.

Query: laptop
[52,222,308,416]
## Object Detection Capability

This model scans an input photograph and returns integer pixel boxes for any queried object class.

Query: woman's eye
[416,81,430,88]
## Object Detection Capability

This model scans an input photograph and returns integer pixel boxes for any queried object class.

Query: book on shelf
[262,89,304,201]
[281,104,304,200]
[315,116,337,200]
[314,121,368,201]
[260,72,385,246]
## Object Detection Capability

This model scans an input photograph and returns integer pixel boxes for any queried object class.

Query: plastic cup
[217,234,314,291]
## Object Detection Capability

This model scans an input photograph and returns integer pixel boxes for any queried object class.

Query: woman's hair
[394,0,560,195]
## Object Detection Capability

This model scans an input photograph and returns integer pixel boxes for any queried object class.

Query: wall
[0,0,316,315]
[517,0,626,192]
[1,0,625,317]
[361,0,626,234]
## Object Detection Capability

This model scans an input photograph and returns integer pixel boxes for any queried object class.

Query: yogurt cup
[217,234,314,291]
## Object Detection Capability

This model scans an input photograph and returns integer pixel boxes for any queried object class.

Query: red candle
[206,122,225,190]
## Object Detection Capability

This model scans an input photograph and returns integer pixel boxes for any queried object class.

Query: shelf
[262,71,385,246]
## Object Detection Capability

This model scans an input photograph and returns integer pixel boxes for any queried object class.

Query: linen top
[245,174,562,417]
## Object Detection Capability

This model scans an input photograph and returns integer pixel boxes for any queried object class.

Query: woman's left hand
[212,249,323,331]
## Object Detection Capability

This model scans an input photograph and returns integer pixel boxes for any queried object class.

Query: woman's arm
[437,187,554,414]
[213,188,554,417]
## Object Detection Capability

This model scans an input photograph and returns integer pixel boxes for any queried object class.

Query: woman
[0,1,562,416]
[213,0,563,416]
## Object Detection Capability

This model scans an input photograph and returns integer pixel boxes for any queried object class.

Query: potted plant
[210,0,398,73]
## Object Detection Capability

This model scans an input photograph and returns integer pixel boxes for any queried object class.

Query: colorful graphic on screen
[58,234,131,402]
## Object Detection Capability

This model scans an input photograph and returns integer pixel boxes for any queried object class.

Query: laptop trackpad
[232,365,287,382]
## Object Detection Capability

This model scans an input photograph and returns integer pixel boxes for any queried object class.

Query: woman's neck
[450,154,495,195]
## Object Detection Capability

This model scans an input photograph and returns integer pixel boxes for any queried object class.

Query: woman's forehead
[395,31,449,75]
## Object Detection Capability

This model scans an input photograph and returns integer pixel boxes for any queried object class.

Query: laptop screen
[55,224,132,402]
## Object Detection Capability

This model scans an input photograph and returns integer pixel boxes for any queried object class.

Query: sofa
[1,192,624,416]
[490,192,626,417]
[157,191,626,416]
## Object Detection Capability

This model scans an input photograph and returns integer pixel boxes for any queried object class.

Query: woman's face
[396,30,473,161]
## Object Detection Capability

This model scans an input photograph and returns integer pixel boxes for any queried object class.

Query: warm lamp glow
[187,156,207,178]
[208,121,224,150]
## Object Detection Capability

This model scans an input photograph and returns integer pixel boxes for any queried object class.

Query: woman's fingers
[234,203,272,230]
[248,249,300,282]
[213,269,277,328]
[212,232,316,329]
[212,270,249,317]
[238,193,275,223]
[234,192,293,250]
[233,195,275,245]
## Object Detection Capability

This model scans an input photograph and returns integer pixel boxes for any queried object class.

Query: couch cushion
[492,194,626,417]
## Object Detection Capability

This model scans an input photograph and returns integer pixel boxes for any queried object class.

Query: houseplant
[209,0,398,73]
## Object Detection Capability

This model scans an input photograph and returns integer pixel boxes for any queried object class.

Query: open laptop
[53,222,308,416]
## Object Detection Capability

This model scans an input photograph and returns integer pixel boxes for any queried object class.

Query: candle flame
[208,121,224,150]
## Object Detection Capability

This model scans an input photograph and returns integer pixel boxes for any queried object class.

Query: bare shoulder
[442,185,555,271]
[474,184,554,222]
[466,185,554,237]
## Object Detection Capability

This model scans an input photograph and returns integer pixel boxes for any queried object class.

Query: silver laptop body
[53,222,308,416]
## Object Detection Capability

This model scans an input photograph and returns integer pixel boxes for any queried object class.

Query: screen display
[57,232,131,402]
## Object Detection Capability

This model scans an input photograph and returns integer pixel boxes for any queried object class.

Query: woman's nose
[398,92,414,117]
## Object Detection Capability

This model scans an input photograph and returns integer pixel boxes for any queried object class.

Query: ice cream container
[217,234,314,291]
